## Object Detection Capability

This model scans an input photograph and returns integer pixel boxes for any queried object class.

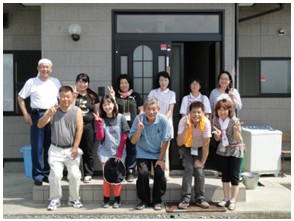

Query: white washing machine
[241,126,282,177]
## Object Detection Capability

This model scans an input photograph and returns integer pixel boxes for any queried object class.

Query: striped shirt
[177,116,211,148]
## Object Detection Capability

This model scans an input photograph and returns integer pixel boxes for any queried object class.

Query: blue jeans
[179,147,205,202]
[30,112,51,181]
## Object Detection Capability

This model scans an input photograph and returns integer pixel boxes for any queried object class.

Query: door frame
[112,10,225,171]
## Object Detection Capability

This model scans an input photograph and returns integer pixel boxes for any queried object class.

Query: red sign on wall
[160,44,167,51]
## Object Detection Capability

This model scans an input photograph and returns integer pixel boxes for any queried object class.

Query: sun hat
[103,158,126,184]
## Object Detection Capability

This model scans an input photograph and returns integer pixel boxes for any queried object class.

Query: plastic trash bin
[20,145,32,178]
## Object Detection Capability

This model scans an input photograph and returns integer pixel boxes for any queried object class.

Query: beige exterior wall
[40,3,236,92]
[238,3,291,134]
[3,4,41,50]
[3,3,291,160]
[3,4,41,158]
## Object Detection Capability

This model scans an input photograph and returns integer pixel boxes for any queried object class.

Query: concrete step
[33,176,246,204]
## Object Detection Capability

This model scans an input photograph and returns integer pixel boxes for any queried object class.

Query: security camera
[71,34,80,41]
[68,24,81,42]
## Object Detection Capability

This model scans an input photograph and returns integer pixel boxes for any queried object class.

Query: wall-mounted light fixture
[68,24,81,41]
[276,27,285,36]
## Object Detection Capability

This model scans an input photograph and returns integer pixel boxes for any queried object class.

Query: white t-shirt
[148,88,176,138]
[18,76,61,109]
[180,92,211,115]
[209,88,242,115]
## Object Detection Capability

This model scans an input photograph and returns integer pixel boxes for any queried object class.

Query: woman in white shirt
[209,71,242,117]
[148,71,176,179]
[180,77,211,119]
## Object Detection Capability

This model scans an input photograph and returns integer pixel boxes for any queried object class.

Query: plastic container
[241,172,260,189]
[20,145,32,178]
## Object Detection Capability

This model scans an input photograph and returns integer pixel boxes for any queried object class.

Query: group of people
[18,58,244,212]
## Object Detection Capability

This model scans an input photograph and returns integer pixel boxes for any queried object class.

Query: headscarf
[118,89,133,99]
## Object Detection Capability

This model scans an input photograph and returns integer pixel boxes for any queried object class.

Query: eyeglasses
[220,78,230,81]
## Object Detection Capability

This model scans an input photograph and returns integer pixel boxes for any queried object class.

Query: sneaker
[135,201,146,210]
[126,170,135,182]
[113,201,121,209]
[47,200,60,211]
[83,176,92,183]
[178,201,189,209]
[42,177,49,183]
[195,199,210,209]
[218,199,230,207]
[102,202,110,208]
[153,203,163,211]
[228,200,236,211]
[68,200,83,208]
[165,175,171,181]
[34,180,43,186]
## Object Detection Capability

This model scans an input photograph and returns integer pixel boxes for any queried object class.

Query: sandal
[178,201,189,209]
[228,200,236,211]
[153,203,163,211]
[218,199,229,207]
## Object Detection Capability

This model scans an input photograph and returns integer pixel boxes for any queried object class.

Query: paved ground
[2,160,292,219]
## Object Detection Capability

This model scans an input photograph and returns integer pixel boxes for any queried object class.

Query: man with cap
[18,58,61,186]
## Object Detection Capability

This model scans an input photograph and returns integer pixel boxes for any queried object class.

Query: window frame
[239,57,291,98]
[3,53,15,114]
[3,50,41,116]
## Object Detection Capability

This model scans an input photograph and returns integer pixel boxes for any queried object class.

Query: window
[239,58,291,97]
[116,14,220,34]
[133,45,153,100]
[3,54,14,112]
[3,51,41,115]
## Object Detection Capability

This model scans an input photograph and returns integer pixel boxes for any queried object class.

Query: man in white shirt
[18,58,61,186]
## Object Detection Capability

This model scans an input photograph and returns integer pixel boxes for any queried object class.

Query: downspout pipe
[235,3,239,117]
[239,3,285,23]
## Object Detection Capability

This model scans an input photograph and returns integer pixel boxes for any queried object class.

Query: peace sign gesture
[229,88,235,99]
[184,114,191,130]
[136,116,144,132]
[212,126,221,136]
[93,111,102,122]
[234,118,243,132]
[107,85,115,100]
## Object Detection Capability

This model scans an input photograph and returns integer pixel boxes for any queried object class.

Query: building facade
[3,3,291,171]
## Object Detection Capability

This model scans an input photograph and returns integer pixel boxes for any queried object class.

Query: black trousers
[79,123,95,177]
[125,138,137,170]
[136,158,166,205]
[218,155,242,185]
